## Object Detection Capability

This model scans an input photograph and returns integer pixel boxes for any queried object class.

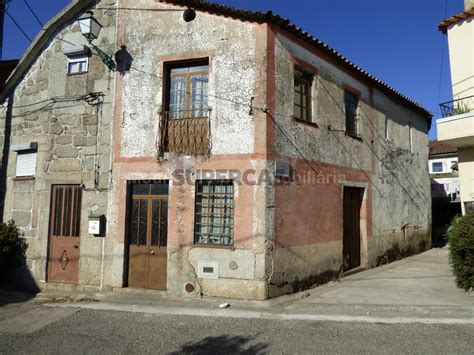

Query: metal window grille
[50,185,82,237]
[194,180,234,246]
[158,110,211,157]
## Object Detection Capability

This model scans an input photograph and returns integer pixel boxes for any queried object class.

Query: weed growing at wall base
[0,221,27,285]
[447,213,474,291]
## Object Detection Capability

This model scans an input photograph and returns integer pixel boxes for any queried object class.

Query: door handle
[150,250,155,255]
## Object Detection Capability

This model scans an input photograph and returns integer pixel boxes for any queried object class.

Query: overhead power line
[24,0,43,27]
[5,11,32,42]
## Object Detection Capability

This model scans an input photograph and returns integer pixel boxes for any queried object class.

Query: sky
[2,0,465,140]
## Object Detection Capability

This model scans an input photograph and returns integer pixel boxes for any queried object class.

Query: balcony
[157,110,212,158]
[437,96,474,148]
[439,95,474,118]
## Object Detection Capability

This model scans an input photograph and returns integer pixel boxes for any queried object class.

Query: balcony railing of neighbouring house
[439,95,474,118]
[157,109,212,158]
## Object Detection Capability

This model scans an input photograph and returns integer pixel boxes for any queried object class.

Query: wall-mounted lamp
[78,11,117,71]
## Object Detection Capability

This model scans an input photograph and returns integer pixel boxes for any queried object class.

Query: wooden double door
[343,187,364,272]
[127,183,169,290]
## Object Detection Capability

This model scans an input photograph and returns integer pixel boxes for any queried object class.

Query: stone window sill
[13,176,35,181]
[292,117,319,128]
[194,243,236,251]
[345,132,363,141]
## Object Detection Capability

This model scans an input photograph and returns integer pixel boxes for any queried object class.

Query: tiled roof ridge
[429,140,458,156]
[439,7,474,33]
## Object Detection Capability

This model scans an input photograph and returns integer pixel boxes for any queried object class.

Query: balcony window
[168,64,208,118]
[158,60,211,157]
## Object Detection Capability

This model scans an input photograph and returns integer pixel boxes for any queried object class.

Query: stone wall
[0,6,117,288]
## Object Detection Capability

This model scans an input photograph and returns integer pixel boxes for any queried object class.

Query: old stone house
[0,0,431,300]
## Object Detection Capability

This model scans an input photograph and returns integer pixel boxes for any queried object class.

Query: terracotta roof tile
[161,0,432,119]
[439,7,474,33]
[429,140,457,156]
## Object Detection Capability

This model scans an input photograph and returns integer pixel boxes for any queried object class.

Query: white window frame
[67,55,89,75]
[15,151,37,178]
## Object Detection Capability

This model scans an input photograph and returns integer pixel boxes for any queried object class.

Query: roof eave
[160,0,431,120]
[438,7,474,34]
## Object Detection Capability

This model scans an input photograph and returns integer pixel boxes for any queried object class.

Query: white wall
[447,17,474,99]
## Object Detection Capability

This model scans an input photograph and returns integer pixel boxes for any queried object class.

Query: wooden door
[47,185,82,284]
[127,183,168,290]
[343,187,363,272]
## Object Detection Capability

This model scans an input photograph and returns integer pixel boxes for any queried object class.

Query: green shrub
[447,213,474,291]
[0,221,27,273]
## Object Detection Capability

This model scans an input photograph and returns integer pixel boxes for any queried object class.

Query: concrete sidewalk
[286,247,473,319]
[2,248,473,324]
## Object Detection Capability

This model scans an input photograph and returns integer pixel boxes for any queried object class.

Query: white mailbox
[88,215,105,236]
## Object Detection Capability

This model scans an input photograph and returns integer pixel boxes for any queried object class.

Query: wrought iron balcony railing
[157,109,212,158]
[439,95,474,118]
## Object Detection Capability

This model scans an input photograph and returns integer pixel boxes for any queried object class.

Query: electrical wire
[5,11,32,43]
[6,5,432,211]
[23,0,43,27]
[437,0,449,107]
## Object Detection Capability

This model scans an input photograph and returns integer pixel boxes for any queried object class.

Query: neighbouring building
[438,1,474,215]
[0,0,432,300]
[428,140,461,245]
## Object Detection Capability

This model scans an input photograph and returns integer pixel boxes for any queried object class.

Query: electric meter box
[88,214,106,237]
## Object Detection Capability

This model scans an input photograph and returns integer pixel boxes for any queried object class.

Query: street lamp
[78,11,102,42]
[77,11,116,71]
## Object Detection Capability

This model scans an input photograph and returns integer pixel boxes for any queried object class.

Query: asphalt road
[0,302,473,354]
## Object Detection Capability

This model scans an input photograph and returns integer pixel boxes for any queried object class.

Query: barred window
[51,185,82,238]
[194,180,234,246]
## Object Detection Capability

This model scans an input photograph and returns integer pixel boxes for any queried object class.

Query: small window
[432,162,443,173]
[294,68,312,121]
[194,180,234,246]
[67,55,89,74]
[16,151,36,178]
[344,90,359,136]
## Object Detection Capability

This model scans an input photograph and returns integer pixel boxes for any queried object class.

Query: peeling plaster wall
[110,0,267,300]
[120,0,256,158]
[268,32,431,296]
[0,6,117,290]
